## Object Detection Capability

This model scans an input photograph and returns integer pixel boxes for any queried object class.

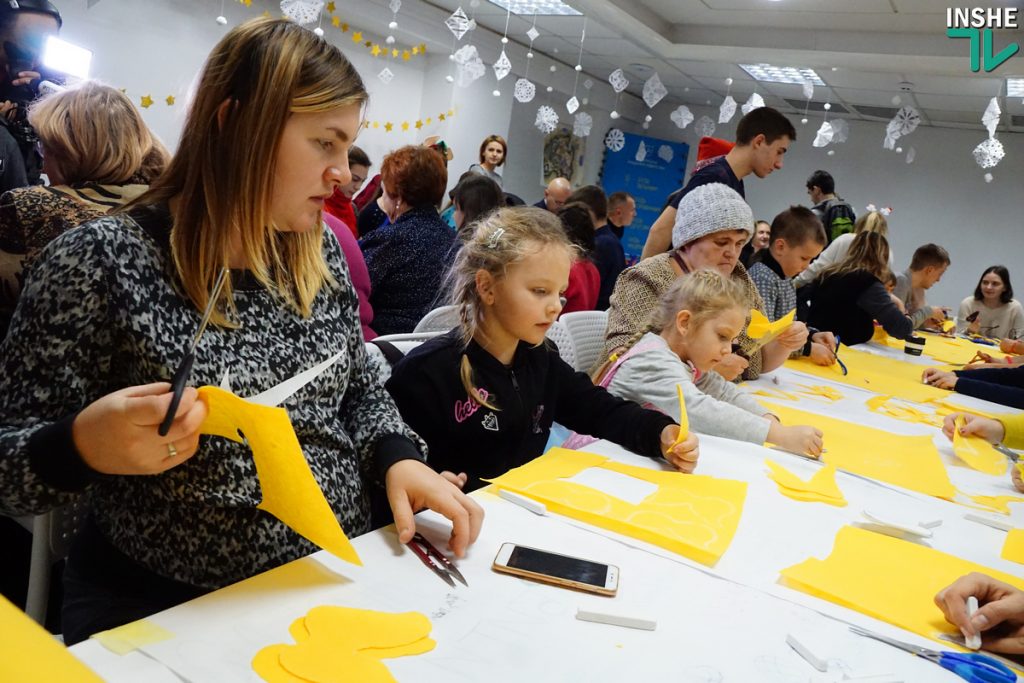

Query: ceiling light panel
[487,0,582,16]
[740,63,826,86]
[1008,78,1024,97]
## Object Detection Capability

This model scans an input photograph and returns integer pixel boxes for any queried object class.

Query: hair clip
[486,227,505,248]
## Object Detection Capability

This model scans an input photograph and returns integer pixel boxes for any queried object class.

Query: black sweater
[386,330,676,491]
[954,365,1024,409]
[805,270,914,345]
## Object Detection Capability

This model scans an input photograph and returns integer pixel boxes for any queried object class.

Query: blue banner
[599,130,689,265]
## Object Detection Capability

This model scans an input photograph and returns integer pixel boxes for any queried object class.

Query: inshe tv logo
[946,7,1020,72]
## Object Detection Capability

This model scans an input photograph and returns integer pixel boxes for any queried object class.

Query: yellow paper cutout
[253,607,435,683]
[1002,529,1024,565]
[921,332,996,366]
[671,383,689,445]
[795,384,844,402]
[965,493,1024,515]
[927,398,999,421]
[765,460,847,507]
[1017,461,1024,477]
[91,619,174,655]
[0,595,103,682]
[760,402,956,500]
[941,320,956,333]
[198,386,361,566]
[746,308,796,350]
[487,448,747,566]
[780,526,1024,650]
[787,345,950,404]
[753,387,800,402]
[866,395,944,428]
[952,415,1007,476]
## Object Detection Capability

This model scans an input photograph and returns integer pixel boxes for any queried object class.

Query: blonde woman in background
[794,209,893,288]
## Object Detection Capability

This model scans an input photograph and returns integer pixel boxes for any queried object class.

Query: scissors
[158,267,229,436]
[833,336,848,375]
[849,626,1016,682]
[407,532,467,588]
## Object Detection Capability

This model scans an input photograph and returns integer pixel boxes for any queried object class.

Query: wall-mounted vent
[851,105,901,119]
[782,99,849,114]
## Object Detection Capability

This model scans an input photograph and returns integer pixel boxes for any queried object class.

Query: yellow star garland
[384,122,393,132]
[352,31,363,42]
[140,95,154,109]
[165,95,175,106]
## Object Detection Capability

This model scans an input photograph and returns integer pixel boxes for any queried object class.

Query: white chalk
[786,632,828,672]
[497,489,547,515]
[918,519,943,529]
[965,596,982,650]
[575,608,656,631]
[964,512,1013,532]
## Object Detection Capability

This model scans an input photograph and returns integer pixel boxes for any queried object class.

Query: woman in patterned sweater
[0,18,481,643]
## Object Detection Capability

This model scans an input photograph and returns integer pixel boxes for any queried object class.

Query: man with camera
[0,0,61,194]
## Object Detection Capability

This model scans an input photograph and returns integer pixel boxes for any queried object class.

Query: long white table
[69,342,1023,682]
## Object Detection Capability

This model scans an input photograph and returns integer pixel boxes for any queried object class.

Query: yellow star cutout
[240,0,252,6]
[371,44,381,56]
[419,43,427,53]
[165,95,175,106]
[426,117,432,125]
[391,48,399,58]
[412,46,419,55]
[341,22,349,32]
[331,16,340,27]
[326,1,336,12]
[438,113,445,121]
[372,121,379,129]
[415,119,423,130]
[352,31,363,42]
[402,50,411,61]
[447,109,455,117]
[140,95,154,109]
[401,122,410,131]
[363,121,370,129]
[364,41,372,47]
[384,122,393,132]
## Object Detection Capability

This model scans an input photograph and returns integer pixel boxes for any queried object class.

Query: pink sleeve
[323,213,377,340]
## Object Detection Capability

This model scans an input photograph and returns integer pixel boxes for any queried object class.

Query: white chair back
[559,310,609,372]
[544,320,577,369]
[365,332,443,383]
[413,305,460,334]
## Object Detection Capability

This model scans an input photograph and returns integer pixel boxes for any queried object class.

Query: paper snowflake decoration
[905,147,916,164]
[388,0,401,13]
[670,105,693,129]
[566,96,579,114]
[642,73,667,108]
[888,106,921,137]
[604,128,625,152]
[830,119,849,144]
[813,121,834,147]
[635,141,647,162]
[453,45,485,87]
[573,112,592,138]
[718,95,737,124]
[984,172,994,183]
[657,144,674,163]
[445,7,471,40]
[280,0,324,25]
[535,105,558,134]
[741,93,765,116]
[513,78,535,103]
[694,115,716,139]
[802,80,814,100]
[882,132,897,150]
[608,68,629,94]
[982,97,1001,138]
[526,25,539,42]
[492,50,512,81]
[377,68,394,85]
[583,79,593,90]
[973,137,1005,169]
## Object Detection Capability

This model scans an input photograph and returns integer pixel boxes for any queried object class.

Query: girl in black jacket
[386,207,699,492]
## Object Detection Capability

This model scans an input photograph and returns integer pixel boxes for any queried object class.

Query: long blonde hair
[447,206,574,408]
[816,231,891,282]
[29,80,168,186]
[132,17,368,325]
[853,210,888,237]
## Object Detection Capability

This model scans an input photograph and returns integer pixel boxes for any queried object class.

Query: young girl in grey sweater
[600,270,824,456]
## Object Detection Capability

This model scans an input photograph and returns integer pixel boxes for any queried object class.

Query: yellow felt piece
[360,637,437,659]
[1002,529,1024,565]
[866,395,943,428]
[0,595,103,682]
[303,606,433,651]
[746,308,796,349]
[786,345,950,404]
[91,618,174,655]
[941,319,956,333]
[1017,461,1024,477]
[287,617,309,643]
[780,526,1024,649]
[761,402,956,500]
[795,384,844,402]
[765,460,847,506]
[672,383,689,443]
[252,645,307,683]
[966,493,1024,515]
[921,332,996,366]
[952,415,1007,476]
[487,448,747,566]
[198,386,361,566]
[280,645,394,682]
[753,387,800,402]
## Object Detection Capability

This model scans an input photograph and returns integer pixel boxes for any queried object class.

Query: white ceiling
[387,0,1024,131]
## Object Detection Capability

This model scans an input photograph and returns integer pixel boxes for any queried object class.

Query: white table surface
[69,342,1024,682]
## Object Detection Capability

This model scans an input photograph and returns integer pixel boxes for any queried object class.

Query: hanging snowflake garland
[973,137,1005,169]
[718,95,737,124]
[453,45,485,87]
[888,106,921,137]
[671,105,693,129]
[492,50,511,81]
[982,97,1001,138]
[377,68,394,85]
[802,80,814,100]
[445,7,471,39]
[694,115,716,139]
[635,141,647,162]
[608,68,629,93]
[813,121,834,148]
[535,105,558,134]
[604,128,625,152]
[572,112,592,137]
[281,0,324,25]
[741,93,765,116]
[566,96,579,114]
[513,77,535,103]
[830,119,849,144]
[657,144,674,163]
[643,72,667,108]
[905,147,916,164]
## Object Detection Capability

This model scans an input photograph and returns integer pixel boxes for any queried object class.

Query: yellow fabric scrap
[780,526,1024,650]
[92,619,174,655]
[765,460,846,507]
[965,493,1024,515]
[1002,529,1024,565]
[198,386,361,566]
[671,383,689,446]
[866,395,944,428]
[746,308,796,350]
[952,414,1007,476]
[0,595,103,682]
[487,448,747,566]
[941,320,956,333]
[760,402,956,500]
[795,384,844,402]
[753,387,800,402]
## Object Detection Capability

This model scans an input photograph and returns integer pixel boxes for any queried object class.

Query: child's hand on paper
[385,459,484,558]
[774,321,809,353]
[922,367,958,389]
[713,353,748,381]
[440,471,468,489]
[808,341,836,366]
[1012,465,1024,494]
[660,426,699,474]
[999,338,1024,355]
[941,413,1005,445]
[72,382,207,474]
[935,572,1024,655]
[768,422,824,458]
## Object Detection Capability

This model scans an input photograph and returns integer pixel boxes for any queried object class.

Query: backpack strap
[369,339,405,367]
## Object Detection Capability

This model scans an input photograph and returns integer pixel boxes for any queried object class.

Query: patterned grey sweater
[0,205,423,589]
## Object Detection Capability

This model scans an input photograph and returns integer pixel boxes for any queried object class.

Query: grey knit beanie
[672,183,754,249]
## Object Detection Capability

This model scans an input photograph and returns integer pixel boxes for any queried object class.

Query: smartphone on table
[492,543,619,596]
